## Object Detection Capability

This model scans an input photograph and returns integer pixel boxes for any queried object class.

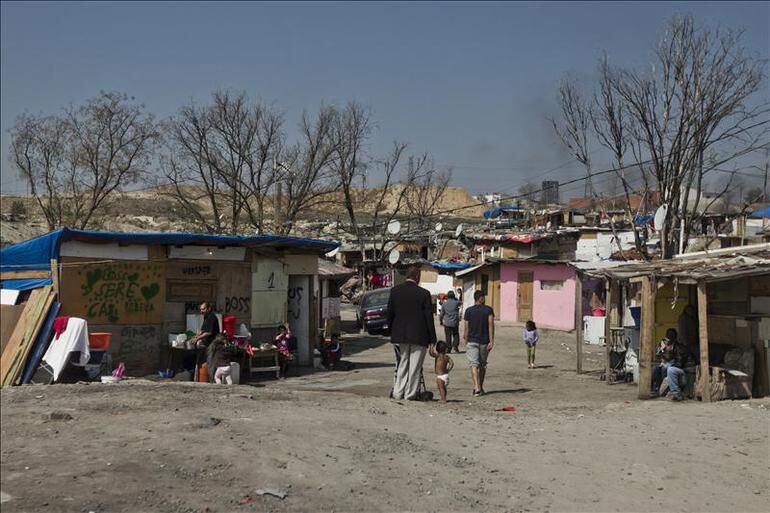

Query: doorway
[517,271,534,322]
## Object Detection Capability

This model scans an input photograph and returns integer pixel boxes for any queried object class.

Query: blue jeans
[667,366,686,398]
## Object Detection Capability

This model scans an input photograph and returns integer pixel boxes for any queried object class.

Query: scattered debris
[0,491,13,504]
[45,412,74,421]
[255,488,288,500]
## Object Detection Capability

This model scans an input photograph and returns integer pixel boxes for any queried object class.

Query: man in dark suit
[387,265,437,400]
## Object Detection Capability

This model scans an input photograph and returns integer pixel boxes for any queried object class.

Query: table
[249,348,280,379]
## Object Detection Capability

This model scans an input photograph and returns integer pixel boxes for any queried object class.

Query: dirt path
[2,316,768,513]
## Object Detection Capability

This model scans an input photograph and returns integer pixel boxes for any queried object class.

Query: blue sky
[1,1,768,196]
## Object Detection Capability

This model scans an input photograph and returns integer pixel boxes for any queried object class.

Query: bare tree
[591,55,647,256]
[404,156,451,225]
[273,106,341,234]
[11,92,157,230]
[161,91,283,234]
[553,77,627,255]
[607,16,768,257]
[552,77,595,196]
[11,115,73,230]
[330,102,373,260]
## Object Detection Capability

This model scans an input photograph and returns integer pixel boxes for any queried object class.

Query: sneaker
[472,390,481,397]
[670,394,684,402]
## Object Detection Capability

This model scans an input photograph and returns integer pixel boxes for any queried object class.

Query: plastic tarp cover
[1,278,53,291]
[0,230,61,272]
[0,228,340,291]
[430,261,473,270]
[749,206,770,219]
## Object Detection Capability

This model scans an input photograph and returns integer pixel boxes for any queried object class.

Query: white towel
[42,317,90,381]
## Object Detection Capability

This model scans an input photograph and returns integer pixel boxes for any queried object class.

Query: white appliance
[583,316,606,345]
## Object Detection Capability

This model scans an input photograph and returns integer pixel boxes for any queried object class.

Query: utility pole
[762,149,770,202]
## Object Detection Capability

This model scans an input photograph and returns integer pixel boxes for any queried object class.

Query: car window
[362,290,390,308]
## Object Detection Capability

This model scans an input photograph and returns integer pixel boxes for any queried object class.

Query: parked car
[356,288,391,335]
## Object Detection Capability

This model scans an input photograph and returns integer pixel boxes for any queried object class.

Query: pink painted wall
[499,263,576,331]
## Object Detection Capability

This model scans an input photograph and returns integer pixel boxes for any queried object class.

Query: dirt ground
[1,307,769,513]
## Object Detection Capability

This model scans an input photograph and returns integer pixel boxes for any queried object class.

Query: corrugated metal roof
[318,258,355,278]
[595,245,770,283]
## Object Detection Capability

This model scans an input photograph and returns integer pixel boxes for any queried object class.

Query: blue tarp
[750,206,770,219]
[483,206,525,219]
[634,214,653,226]
[431,261,473,270]
[0,228,340,291]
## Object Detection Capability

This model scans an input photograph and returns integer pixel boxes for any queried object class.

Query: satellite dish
[455,224,464,237]
[653,205,668,231]
[325,247,340,258]
[387,220,401,235]
[388,250,400,265]
[434,222,443,232]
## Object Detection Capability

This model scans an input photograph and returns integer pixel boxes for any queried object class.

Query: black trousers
[444,326,460,351]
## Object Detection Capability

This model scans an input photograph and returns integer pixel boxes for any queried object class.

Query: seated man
[657,328,691,401]
[652,329,675,393]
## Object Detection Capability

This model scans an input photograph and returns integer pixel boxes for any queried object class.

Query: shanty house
[592,244,770,401]
[0,229,338,376]
[456,257,577,330]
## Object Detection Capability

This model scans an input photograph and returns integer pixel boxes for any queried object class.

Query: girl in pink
[274,324,294,378]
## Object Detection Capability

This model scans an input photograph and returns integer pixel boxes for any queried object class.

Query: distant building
[541,181,560,204]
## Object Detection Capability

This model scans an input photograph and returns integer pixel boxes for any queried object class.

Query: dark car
[356,288,391,335]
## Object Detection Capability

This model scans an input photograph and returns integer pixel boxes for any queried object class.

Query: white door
[288,275,311,366]
[462,280,475,317]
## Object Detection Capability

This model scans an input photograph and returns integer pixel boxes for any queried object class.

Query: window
[540,280,564,291]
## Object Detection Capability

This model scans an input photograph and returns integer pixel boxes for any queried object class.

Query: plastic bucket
[89,333,112,350]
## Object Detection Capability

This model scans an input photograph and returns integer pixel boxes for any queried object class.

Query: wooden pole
[638,277,655,399]
[697,281,711,402]
[604,280,614,384]
[50,259,60,295]
[575,272,583,374]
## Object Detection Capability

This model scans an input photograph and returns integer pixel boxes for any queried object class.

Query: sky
[1,1,768,197]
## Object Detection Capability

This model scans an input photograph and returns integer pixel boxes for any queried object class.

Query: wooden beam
[50,259,60,295]
[697,281,711,402]
[604,280,614,384]
[575,273,583,374]
[0,270,49,280]
[638,277,655,399]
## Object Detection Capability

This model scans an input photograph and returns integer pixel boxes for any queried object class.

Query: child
[274,324,294,378]
[523,320,539,369]
[429,340,454,402]
[210,335,237,384]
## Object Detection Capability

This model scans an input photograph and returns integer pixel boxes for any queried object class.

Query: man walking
[387,265,437,400]
[462,290,495,396]
[439,290,461,353]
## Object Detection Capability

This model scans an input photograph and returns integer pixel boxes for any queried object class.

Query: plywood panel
[60,260,165,325]
[165,260,252,323]
[251,257,288,327]
[60,241,148,260]
[0,305,25,354]
[284,254,318,275]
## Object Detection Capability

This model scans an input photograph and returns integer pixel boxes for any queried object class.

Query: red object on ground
[52,316,70,340]
[222,315,237,339]
[88,332,112,350]
[497,406,517,412]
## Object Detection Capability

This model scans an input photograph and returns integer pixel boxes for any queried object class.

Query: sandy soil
[1,309,769,513]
